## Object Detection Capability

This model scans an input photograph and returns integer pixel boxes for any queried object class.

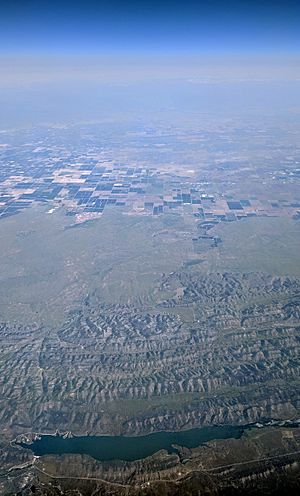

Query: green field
[1,207,300,328]
[202,216,300,276]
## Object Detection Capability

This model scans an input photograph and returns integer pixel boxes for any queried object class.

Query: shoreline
[12,418,300,463]
[12,416,300,446]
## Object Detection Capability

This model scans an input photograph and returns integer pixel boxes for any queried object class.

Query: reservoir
[20,425,244,462]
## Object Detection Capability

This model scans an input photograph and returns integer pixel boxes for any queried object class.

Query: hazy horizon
[1,0,299,128]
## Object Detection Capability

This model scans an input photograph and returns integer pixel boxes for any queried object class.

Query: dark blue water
[20,425,244,461]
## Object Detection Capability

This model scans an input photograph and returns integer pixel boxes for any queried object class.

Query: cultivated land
[0,116,300,493]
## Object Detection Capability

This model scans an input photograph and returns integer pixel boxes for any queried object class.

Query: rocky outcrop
[0,272,300,436]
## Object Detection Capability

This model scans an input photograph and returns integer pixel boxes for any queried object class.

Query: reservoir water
[20,425,244,462]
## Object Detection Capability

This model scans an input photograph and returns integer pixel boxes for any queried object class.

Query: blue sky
[1,1,299,91]
[0,1,299,126]
[1,0,300,55]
